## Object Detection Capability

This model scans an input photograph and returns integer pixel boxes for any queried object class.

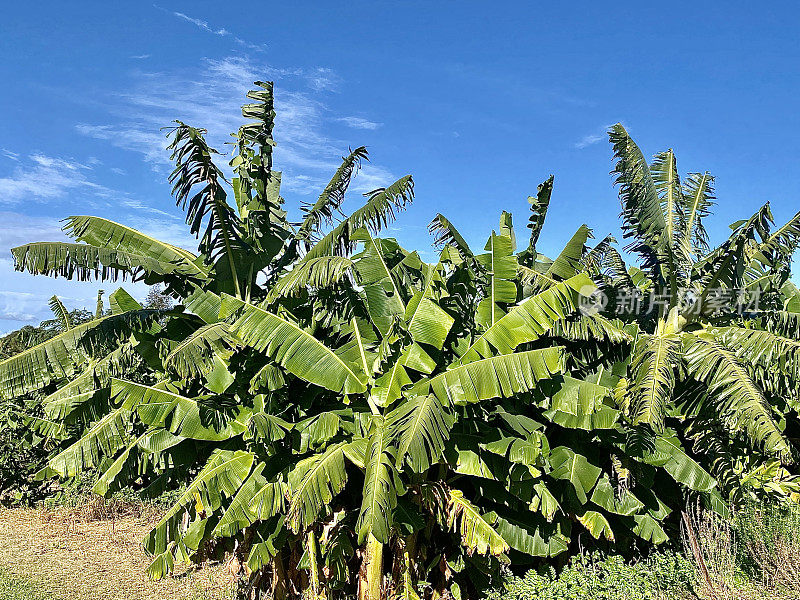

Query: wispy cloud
[337,116,383,130]
[306,67,339,92]
[574,133,604,149]
[0,154,111,204]
[160,7,267,52]
[130,54,151,60]
[1,149,19,161]
[76,56,393,195]
[574,124,615,149]
[235,38,267,53]
[172,11,229,36]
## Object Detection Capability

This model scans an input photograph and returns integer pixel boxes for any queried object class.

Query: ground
[0,506,234,600]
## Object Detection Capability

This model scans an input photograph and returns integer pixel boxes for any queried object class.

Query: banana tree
[133,197,716,599]
[584,125,800,503]
[2,80,417,594]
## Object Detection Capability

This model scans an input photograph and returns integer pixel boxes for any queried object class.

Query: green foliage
[484,552,695,600]
[5,85,800,600]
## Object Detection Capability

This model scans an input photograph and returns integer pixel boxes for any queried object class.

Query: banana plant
[138,204,716,599]
[584,125,800,501]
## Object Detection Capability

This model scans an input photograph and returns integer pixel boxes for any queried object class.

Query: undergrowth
[484,551,695,600]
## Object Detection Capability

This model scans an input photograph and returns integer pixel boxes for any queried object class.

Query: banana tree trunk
[306,529,325,599]
[358,534,384,600]
[272,552,287,600]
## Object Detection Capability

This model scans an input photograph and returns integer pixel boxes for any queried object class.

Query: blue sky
[1,1,799,330]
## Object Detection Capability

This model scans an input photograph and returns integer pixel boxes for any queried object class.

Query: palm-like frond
[92,430,187,497]
[266,256,355,302]
[353,232,407,335]
[214,463,268,538]
[42,389,110,433]
[713,326,800,380]
[680,173,715,256]
[44,405,132,478]
[530,225,593,292]
[549,314,632,345]
[109,288,143,314]
[428,213,474,259]
[693,203,772,300]
[298,147,369,242]
[683,335,792,461]
[651,150,682,252]
[628,331,681,431]
[357,418,399,543]
[238,81,276,149]
[0,310,157,398]
[520,175,554,263]
[251,480,289,520]
[582,235,631,285]
[427,347,565,405]
[42,343,139,404]
[760,209,800,265]
[48,295,72,331]
[391,394,454,473]
[63,216,206,278]
[476,232,518,328]
[144,450,254,559]
[448,488,509,556]
[288,442,348,532]
[167,122,245,296]
[405,291,455,349]
[11,242,192,283]
[226,295,367,394]
[608,124,667,279]
[303,175,414,260]
[111,379,247,441]
[163,322,240,380]
[461,274,594,363]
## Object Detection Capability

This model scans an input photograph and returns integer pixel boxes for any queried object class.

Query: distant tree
[144,284,173,310]
[0,295,98,505]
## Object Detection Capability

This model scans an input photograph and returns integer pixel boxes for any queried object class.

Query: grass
[0,567,60,600]
[0,506,234,600]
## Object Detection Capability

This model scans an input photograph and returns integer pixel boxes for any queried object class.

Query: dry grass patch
[0,506,235,600]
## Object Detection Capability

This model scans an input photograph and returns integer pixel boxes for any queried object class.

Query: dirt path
[0,507,232,600]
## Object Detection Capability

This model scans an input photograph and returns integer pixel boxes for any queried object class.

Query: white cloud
[163,8,266,52]
[0,212,65,250]
[350,164,397,194]
[130,54,151,60]
[574,133,604,149]
[2,54,403,328]
[574,123,617,149]
[75,56,395,195]
[337,116,383,130]
[172,11,229,36]
[1,149,19,161]
[75,123,166,165]
[0,154,111,204]
[235,37,267,53]
[306,68,339,92]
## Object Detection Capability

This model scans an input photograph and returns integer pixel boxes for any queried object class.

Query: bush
[484,552,695,600]
[734,500,800,594]
[0,399,52,506]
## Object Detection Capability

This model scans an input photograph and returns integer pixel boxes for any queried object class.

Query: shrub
[734,500,800,594]
[484,552,695,600]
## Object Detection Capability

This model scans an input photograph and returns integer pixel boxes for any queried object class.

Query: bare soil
[0,506,234,600]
